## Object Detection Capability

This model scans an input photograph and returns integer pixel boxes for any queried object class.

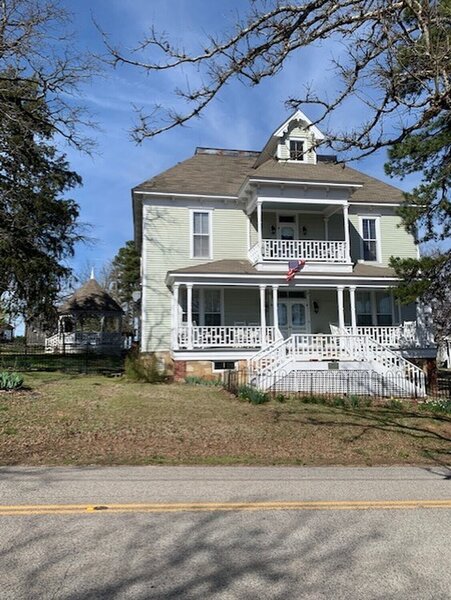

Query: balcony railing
[176,326,280,350]
[249,239,348,263]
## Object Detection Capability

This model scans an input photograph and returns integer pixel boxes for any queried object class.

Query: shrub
[0,372,24,391]
[237,385,269,405]
[124,352,166,383]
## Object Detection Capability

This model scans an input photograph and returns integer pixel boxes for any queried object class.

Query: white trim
[349,286,357,332]
[167,272,399,283]
[190,209,213,260]
[140,204,148,348]
[337,286,345,329]
[248,178,362,189]
[138,191,238,200]
[273,109,325,140]
[359,215,382,264]
[174,350,257,361]
[350,202,401,207]
[257,196,348,206]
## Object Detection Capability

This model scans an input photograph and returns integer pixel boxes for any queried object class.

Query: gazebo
[45,275,124,354]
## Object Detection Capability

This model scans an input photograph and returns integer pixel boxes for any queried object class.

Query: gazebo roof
[58,278,123,315]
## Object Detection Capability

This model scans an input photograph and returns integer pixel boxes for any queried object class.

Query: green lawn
[0,372,449,466]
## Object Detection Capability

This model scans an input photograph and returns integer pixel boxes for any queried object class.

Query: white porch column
[343,204,351,262]
[257,201,263,249]
[349,286,357,333]
[172,284,180,350]
[259,284,267,347]
[186,283,193,350]
[272,285,279,331]
[337,285,345,330]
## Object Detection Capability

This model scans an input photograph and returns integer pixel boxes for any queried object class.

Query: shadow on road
[1,497,448,599]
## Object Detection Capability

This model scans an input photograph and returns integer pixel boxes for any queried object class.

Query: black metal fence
[223,368,451,401]
[0,343,126,374]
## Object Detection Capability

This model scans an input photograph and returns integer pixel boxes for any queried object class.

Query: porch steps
[248,334,426,397]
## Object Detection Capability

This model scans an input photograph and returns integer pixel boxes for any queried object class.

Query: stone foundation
[140,352,246,382]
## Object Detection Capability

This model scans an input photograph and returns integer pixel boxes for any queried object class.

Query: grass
[0,372,449,466]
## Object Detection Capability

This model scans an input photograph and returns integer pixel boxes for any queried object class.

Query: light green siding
[142,203,249,351]
[380,215,417,264]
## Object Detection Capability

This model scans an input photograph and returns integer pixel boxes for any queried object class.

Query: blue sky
[61,0,424,275]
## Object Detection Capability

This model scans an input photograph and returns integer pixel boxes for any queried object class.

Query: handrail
[248,333,425,395]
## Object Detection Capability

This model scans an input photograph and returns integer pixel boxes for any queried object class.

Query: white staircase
[248,334,426,397]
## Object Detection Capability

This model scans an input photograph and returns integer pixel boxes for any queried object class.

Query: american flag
[286,259,305,281]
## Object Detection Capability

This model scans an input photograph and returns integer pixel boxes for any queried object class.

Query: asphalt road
[0,466,450,599]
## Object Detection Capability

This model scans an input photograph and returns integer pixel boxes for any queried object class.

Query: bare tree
[102,0,450,159]
[0,0,97,151]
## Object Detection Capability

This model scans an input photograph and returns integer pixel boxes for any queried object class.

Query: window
[356,291,393,326]
[180,288,221,326]
[361,217,379,261]
[212,361,236,372]
[356,292,373,326]
[191,211,211,258]
[203,289,221,326]
[289,140,304,161]
[376,292,393,325]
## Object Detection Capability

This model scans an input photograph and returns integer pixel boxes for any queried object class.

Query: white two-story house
[133,111,434,394]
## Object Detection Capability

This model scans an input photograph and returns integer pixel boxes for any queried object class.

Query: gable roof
[58,278,123,315]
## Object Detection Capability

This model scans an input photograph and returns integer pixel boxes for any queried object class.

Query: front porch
[171,283,419,353]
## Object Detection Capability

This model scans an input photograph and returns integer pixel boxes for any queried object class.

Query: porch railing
[176,326,280,349]
[342,324,433,348]
[249,239,348,263]
[45,332,123,351]
[343,326,403,347]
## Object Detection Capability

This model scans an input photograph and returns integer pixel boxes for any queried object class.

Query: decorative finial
[90,267,95,280]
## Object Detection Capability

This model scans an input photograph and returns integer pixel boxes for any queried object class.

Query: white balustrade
[176,326,279,349]
[344,326,403,347]
[248,334,425,396]
[259,239,348,262]
[248,243,262,265]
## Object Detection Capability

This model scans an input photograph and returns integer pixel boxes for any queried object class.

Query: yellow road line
[0,499,450,516]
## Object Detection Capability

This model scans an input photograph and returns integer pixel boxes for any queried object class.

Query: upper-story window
[289,140,304,161]
[191,210,212,259]
[360,217,380,262]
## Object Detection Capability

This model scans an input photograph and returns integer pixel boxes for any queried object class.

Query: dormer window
[289,140,304,161]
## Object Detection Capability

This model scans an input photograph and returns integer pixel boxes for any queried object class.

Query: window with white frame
[361,217,379,261]
[289,140,304,161]
[191,211,211,258]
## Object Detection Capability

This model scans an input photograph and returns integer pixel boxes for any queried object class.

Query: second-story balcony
[249,239,348,263]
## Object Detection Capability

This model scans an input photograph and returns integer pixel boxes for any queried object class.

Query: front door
[278,298,310,338]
